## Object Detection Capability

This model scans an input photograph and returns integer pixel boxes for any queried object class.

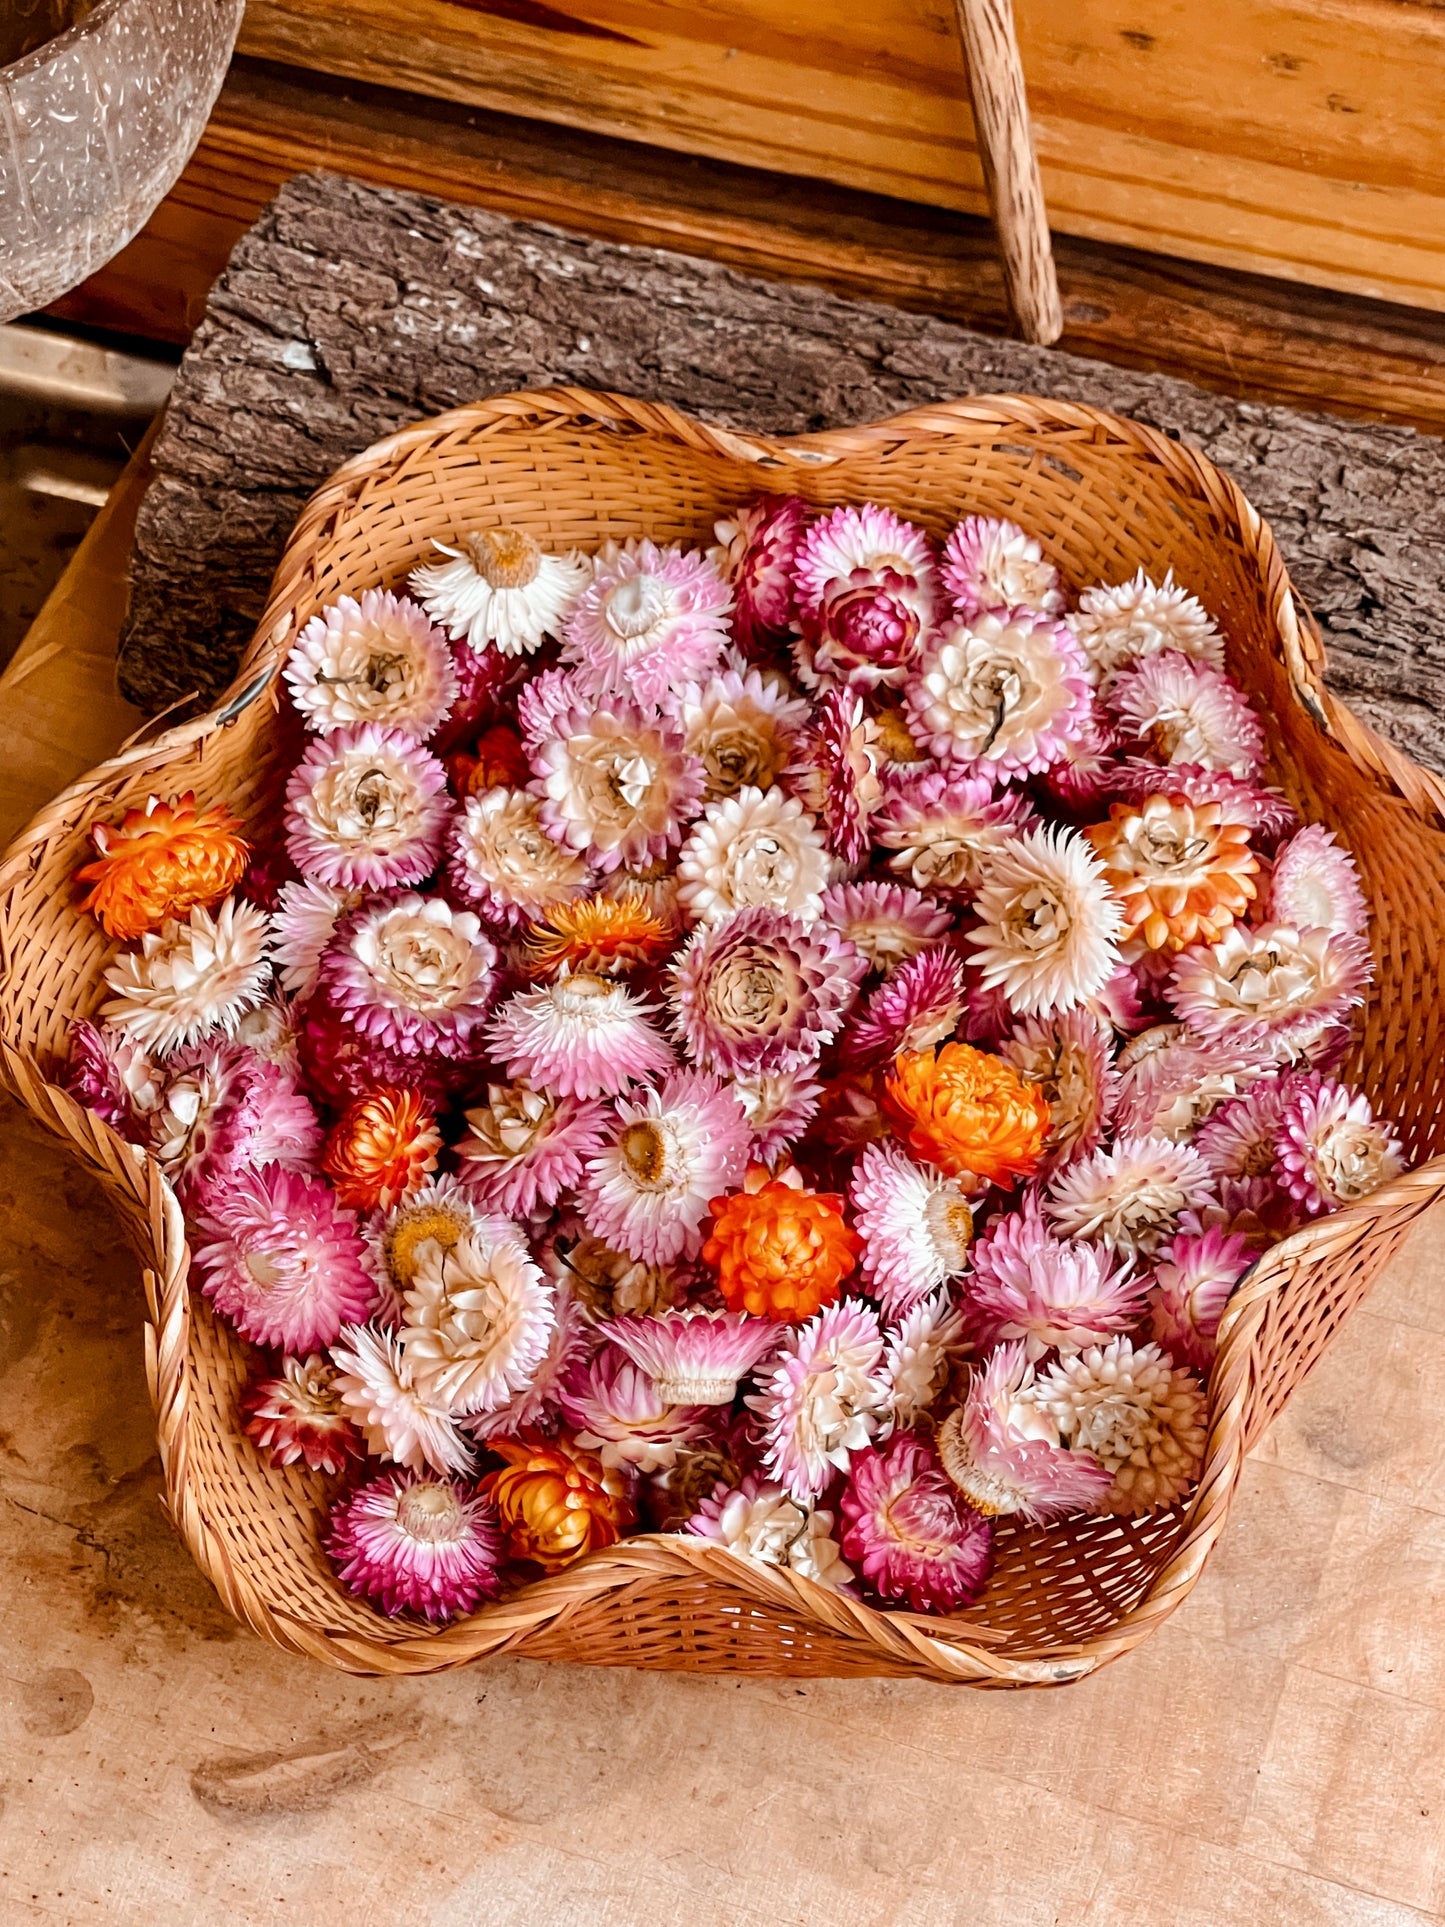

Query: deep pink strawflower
[669,905,866,1075]
[711,494,810,656]
[284,723,451,891]
[430,637,529,757]
[788,683,883,866]
[151,1040,322,1203]
[326,1467,503,1621]
[240,1353,364,1476]
[872,765,1033,895]
[840,1433,993,1614]
[1149,1227,1254,1372]
[793,504,936,620]
[818,879,954,976]
[839,945,967,1069]
[294,995,461,1109]
[557,1347,711,1472]
[802,566,933,689]
[62,1019,159,1143]
[935,1341,1112,1522]
[941,514,1064,621]
[195,1163,372,1351]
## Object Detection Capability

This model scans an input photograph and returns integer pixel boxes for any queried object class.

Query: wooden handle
[954,0,1063,346]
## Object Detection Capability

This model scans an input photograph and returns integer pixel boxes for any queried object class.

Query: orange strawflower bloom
[883,1042,1050,1185]
[321,1087,442,1212]
[75,791,249,940]
[483,1433,637,1572]
[1085,792,1258,952]
[523,888,675,979]
[704,1167,861,1320]
[446,723,532,796]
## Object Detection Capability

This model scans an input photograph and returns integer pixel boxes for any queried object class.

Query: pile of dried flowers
[63,499,1404,1623]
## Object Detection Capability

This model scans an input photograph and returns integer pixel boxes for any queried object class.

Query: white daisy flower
[399,1219,556,1417]
[410,527,589,656]
[676,784,831,925]
[968,826,1124,1017]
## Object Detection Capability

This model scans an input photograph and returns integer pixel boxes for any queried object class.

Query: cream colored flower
[1019,1336,1207,1514]
[968,826,1124,1017]
[410,527,589,656]
[906,610,1089,775]
[448,787,591,925]
[676,784,831,925]
[101,898,271,1058]
[1069,569,1225,685]
[671,667,809,802]
[400,1221,555,1417]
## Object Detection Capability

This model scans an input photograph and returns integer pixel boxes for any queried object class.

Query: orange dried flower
[75,791,249,940]
[883,1042,1050,1186]
[703,1168,862,1320]
[523,888,675,979]
[483,1432,637,1572]
[1085,792,1258,951]
[321,1087,442,1212]
[446,724,532,796]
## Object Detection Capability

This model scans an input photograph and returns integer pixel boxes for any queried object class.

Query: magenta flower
[195,1163,372,1352]
[941,514,1064,621]
[455,1081,611,1217]
[1275,1077,1405,1216]
[61,1019,160,1143]
[935,1341,1112,1522]
[802,566,933,689]
[793,503,936,620]
[1148,1227,1254,1372]
[1266,824,1368,939]
[283,722,451,891]
[325,1468,503,1622]
[579,1069,752,1264]
[530,696,703,873]
[963,1199,1149,1358]
[839,946,967,1069]
[486,971,674,1100]
[710,494,810,656]
[818,879,954,976]
[558,1348,712,1473]
[786,683,884,867]
[748,1300,892,1500]
[151,1040,322,1203]
[669,905,866,1075]
[840,1434,993,1614]
[606,1309,780,1407]
[872,765,1033,894]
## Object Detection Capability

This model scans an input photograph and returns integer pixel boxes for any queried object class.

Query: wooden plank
[231,0,1445,311]
[48,61,1445,442]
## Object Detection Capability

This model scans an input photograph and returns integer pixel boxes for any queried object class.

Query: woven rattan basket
[3,388,1444,1686]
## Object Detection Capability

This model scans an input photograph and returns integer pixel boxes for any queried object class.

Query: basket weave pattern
[3,389,1444,1686]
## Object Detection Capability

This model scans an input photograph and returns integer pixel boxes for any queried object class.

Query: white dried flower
[885,1291,968,1427]
[1069,570,1225,685]
[676,784,831,925]
[399,1221,556,1417]
[968,826,1124,1017]
[283,589,457,736]
[1019,1336,1208,1514]
[330,1322,473,1476]
[101,899,271,1058]
[1046,1134,1215,1258]
[410,527,589,656]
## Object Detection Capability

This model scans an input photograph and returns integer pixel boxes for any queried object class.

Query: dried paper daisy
[668,665,810,804]
[941,514,1064,621]
[561,540,732,704]
[101,898,272,1058]
[1275,1077,1404,1216]
[710,494,810,656]
[1107,650,1264,779]
[486,970,674,1100]
[935,1342,1111,1522]
[410,526,589,656]
[848,1142,975,1315]
[240,1354,363,1476]
[1085,792,1258,952]
[320,892,499,1065]
[605,1308,779,1406]
[1069,570,1225,685]
[818,879,953,976]
[483,1432,637,1572]
[523,887,675,980]
[677,784,831,925]
[284,724,450,892]
[669,905,865,1076]
[687,1474,854,1592]
[326,1468,502,1621]
[1046,1133,1215,1259]
[195,1163,373,1352]
[1168,922,1371,1060]
[322,1087,443,1213]
[997,1007,1119,1167]
[962,1200,1148,1358]
[1148,1226,1254,1373]
[968,826,1124,1018]
[454,1081,611,1218]
[558,1348,711,1473]
[906,609,1090,776]
[1020,1336,1207,1515]
[330,1321,474,1475]
[77,791,249,941]
[1265,824,1368,939]
[446,787,592,928]
[579,1069,752,1265]
[748,1298,892,1500]
[840,1434,992,1613]
[284,590,458,738]
[873,766,1034,896]
[532,698,703,873]
[882,1042,1051,1188]
[399,1219,556,1418]
[883,1290,969,1427]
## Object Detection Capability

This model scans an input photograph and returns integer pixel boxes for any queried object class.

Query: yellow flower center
[463,526,542,589]
[621,1120,668,1185]
[385,1204,471,1288]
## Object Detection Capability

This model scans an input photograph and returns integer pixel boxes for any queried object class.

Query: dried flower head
[840,1433,992,1613]
[486,970,673,1099]
[1086,792,1258,951]
[906,609,1090,776]
[882,1042,1051,1187]
[363,1174,491,1323]
[1070,570,1225,684]
[786,683,885,866]
[77,791,250,941]
[1109,760,1298,846]
[400,1219,556,1417]
[872,767,1033,895]
[848,1142,974,1314]
[150,1040,321,1198]
[884,1291,969,1427]
[240,1353,363,1476]
[670,905,865,1076]
[730,1062,825,1161]
[580,1070,752,1265]
[273,878,363,999]
[284,589,458,738]
[803,565,933,689]
[1046,1133,1214,1259]
[454,1081,610,1217]
[1168,922,1371,1059]
[1021,1337,1207,1514]
[523,887,675,979]
[562,540,732,703]
[668,665,810,804]
[748,1299,892,1499]
[1107,651,1264,779]
[330,1322,473,1474]
[687,1473,854,1591]
[320,891,499,1062]
[603,1308,777,1405]
[1275,1078,1405,1216]
[819,880,953,976]
[997,1008,1118,1167]
[322,1087,442,1213]
[840,946,968,1070]
[483,1432,637,1571]
[284,723,450,892]
[963,1200,1148,1358]
[935,1342,1112,1522]
[101,898,272,1058]
[705,1173,861,1321]
[794,504,936,620]
[677,784,831,925]
[968,826,1124,1018]
[447,787,592,928]
[326,1468,502,1621]
[558,1348,711,1472]
[61,1019,161,1142]
[1113,1030,1268,1144]
[710,494,810,656]
[942,514,1064,621]
[464,1282,596,1443]
[532,698,702,872]
[1265,824,1368,939]
[410,527,589,656]
[196,1163,372,1352]
[1148,1226,1253,1372]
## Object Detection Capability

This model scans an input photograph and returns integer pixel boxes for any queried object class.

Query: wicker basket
[4,388,1445,1686]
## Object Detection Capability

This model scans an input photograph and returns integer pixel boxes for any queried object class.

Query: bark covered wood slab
[122,171,1445,773]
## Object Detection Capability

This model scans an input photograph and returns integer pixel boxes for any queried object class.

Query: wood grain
[231,0,1445,310]
[955,0,1061,345]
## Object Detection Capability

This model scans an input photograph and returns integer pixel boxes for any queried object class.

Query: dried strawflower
[284,590,458,738]
[61,1019,161,1142]
[326,1468,502,1621]
[195,1163,372,1351]
[884,1291,969,1426]
[748,1299,892,1499]
[1275,1078,1405,1216]
[1265,824,1368,939]
[677,784,831,924]
[410,527,589,656]
[446,787,591,927]
[705,1171,861,1321]
[935,1342,1112,1522]
[77,791,249,941]
[840,946,968,1069]
[559,1349,711,1471]
[873,767,1033,896]
[1086,792,1258,951]
[1107,651,1264,779]
[1109,760,1298,846]
[523,888,674,979]
[819,880,953,976]
[709,495,809,656]
[532,698,702,872]
[840,1434,992,1612]
[151,1041,321,1197]
[486,970,673,1100]
[580,1070,752,1265]
[483,1432,637,1571]
[1070,570,1225,684]
[240,1354,363,1475]
[320,892,499,1064]
[1113,1031,1268,1143]
[997,1008,1118,1167]
[848,1141,975,1315]
[1148,1227,1253,1372]
[793,504,936,620]
[968,826,1124,1017]
[803,566,933,689]
[273,878,363,999]
[322,1088,442,1213]
[786,684,885,865]
[670,906,864,1076]
[363,1174,490,1324]
[604,1308,778,1404]
[1168,922,1371,1059]
[231,995,301,1075]
[330,1322,473,1474]
[400,1220,555,1417]
[668,665,810,804]
[295,996,458,1111]
[464,1283,595,1443]
[1040,697,1121,810]
[1021,1337,1207,1514]
[1045,1133,1214,1258]
[454,1081,610,1217]
[562,540,731,703]
[284,723,450,891]
[906,609,1090,776]
[882,1042,1051,1187]
[101,898,272,1058]
[1192,1071,1300,1187]
[963,1201,1147,1358]
[941,514,1064,621]
[686,1474,854,1591]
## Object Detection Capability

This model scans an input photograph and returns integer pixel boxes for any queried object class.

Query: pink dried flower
[1266,825,1368,939]
[273,878,362,999]
[873,766,1034,894]
[195,1164,372,1352]
[1168,923,1371,1058]
[793,503,936,619]
[531,698,703,873]
[748,1299,892,1500]
[1113,1031,1268,1143]
[686,1472,854,1591]
[786,684,885,866]
[669,906,866,1075]
[963,1201,1148,1358]
[668,665,810,804]
[819,879,953,976]
[1276,1078,1405,1216]
[1041,698,1121,809]
[151,1041,321,1200]
[1069,570,1225,684]
[839,946,967,1069]
[283,723,451,891]
[558,1348,711,1473]
[1109,760,1298,845]
[446,787,592,927]
[710,495,810,656]
[515,665,594,757]
[730,1063,825,1160]
[1107,651,1265,779]
[1149,1227,1254,1371]
[579,1070,752,1264]
[606,1308,780,1406]
[319,891,499,1063]
[326,1468,502,1621]
[455,1081,611,1217]
[361,1174,491,1328]
[840,1433,992,1613]
[849,1143,975,1315]
[486,970,674,1099]
[61,1019,161,1142]
[998,1008,1118,1166]
[284,589,457,738]
[935,1341,1112,1522]
[1046,1134,1215,1259]
[1021,1336,1207,1514]
[941,514,1064,621]
[1193,1070,1303,1185]
[295,996,460,1110]
[803,566,933,689]
[240,1353,363,1476]
[561,540,732,704]
[330,1322,473,1474]
[906,609,1091,776]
